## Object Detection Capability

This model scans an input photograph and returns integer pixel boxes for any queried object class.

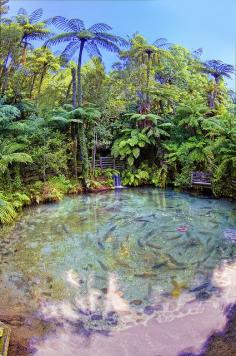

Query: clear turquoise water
[0,188,236,352]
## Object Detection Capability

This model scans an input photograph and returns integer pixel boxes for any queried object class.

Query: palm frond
[61,41,80,61]
[29,8,43,24]
[153,37,172,49]
[48,16,74,32]
[44,32,77,47]
[89,23,112,33]
[85,42,102,58]
[95,38,120,53]
[68,18,85,32]
[96,32,128,47]
[27,31,51,41]
[17,8,28,16]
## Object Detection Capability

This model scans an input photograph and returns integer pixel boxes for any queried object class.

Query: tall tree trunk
[29,74,37,98]
[71,67,78,179]
[0,51,10,82]
[65,79,72,103]
[77,40,85,106]
[146,52,151,109]
[38,65,47,95]
[77,40,89,185]
[22,43,27,65]
[0,52,11,93]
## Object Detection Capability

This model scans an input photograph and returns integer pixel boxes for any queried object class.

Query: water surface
[0,188,236,355]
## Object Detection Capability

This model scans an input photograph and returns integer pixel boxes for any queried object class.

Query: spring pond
[1,187,236,355]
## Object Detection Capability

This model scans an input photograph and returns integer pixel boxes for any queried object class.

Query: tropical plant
[49,104,101,181]
[122,35,172,107]
[203,60,235,109]
[0,192,17,224]
[45,17,127,106]
[0,140,32,174]
[12,8,51,64]
[0,0,9,15]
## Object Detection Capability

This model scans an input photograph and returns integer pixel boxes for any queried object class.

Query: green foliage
[0,140,32,173]
[122,164,150,186]
[28,176,72,204]
[0,5,235,226]
[0,192,17,224]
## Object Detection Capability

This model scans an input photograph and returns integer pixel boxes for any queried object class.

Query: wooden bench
[191,172,212,187]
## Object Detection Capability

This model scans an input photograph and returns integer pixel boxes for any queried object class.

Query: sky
[8,0,236,89]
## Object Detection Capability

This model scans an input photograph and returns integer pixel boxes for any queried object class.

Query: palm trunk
[77,40,85,106]
[77,40,89,185]
[65,80,72,103]
[71,67,78,179]
[146,52,151,110]
[38,65,47,95]
[29,74,37,98]
[0,52,11,93]
[22,43,27,65]
[0,51,10,82]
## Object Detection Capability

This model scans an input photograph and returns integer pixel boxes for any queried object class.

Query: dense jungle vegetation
[0,0,235,224]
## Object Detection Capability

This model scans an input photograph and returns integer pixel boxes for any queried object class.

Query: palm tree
[203,60,235,109]
[14,8,50,64]
[123,35,172,109]
[45,16,127,106]
[0,0,9,15]
[45,17,127,183]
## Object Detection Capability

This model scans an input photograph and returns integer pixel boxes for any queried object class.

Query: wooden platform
[191,172,212,187]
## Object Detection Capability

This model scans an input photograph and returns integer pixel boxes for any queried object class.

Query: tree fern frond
[17,8,28,16]
[29,8,43,24]
[61,41,80,60]
[95,38,120,53]
[96,32,128,47]
[85,42,102,58]
[89,23,112,33]
[44,32,77,47]
[49,16,73,31]
[68,18,85,32]
[0,193,17,224]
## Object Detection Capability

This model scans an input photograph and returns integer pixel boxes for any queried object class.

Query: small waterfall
[113,174,124,189]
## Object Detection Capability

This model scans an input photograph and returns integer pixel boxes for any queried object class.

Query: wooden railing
[95,156,125,170]
[78,157,125,172]
[191,172,212,187]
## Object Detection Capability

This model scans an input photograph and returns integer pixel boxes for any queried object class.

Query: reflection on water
[0,188,236,355]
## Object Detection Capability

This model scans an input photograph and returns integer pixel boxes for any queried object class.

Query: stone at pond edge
[0,321,11,356]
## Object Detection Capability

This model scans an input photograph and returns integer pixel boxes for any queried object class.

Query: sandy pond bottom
[0,188,236,356]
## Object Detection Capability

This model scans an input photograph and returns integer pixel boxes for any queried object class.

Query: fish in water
[98,241,105,250]
[103,225,116,241]
[135,218,151,223]
[114,258,131,269]
[146,242,161,250]
[152,262,168,269]
[167,235,182,241]
[176,225,188,233]
[175,238,201,250]
[171,278,187,297]
[165,253,185,267]
[189,281,211,293]
[134,271,157,278]
[63,224,69,233]
[97,260,108,271]
[130,299,143,305]
[137,238,145,247]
